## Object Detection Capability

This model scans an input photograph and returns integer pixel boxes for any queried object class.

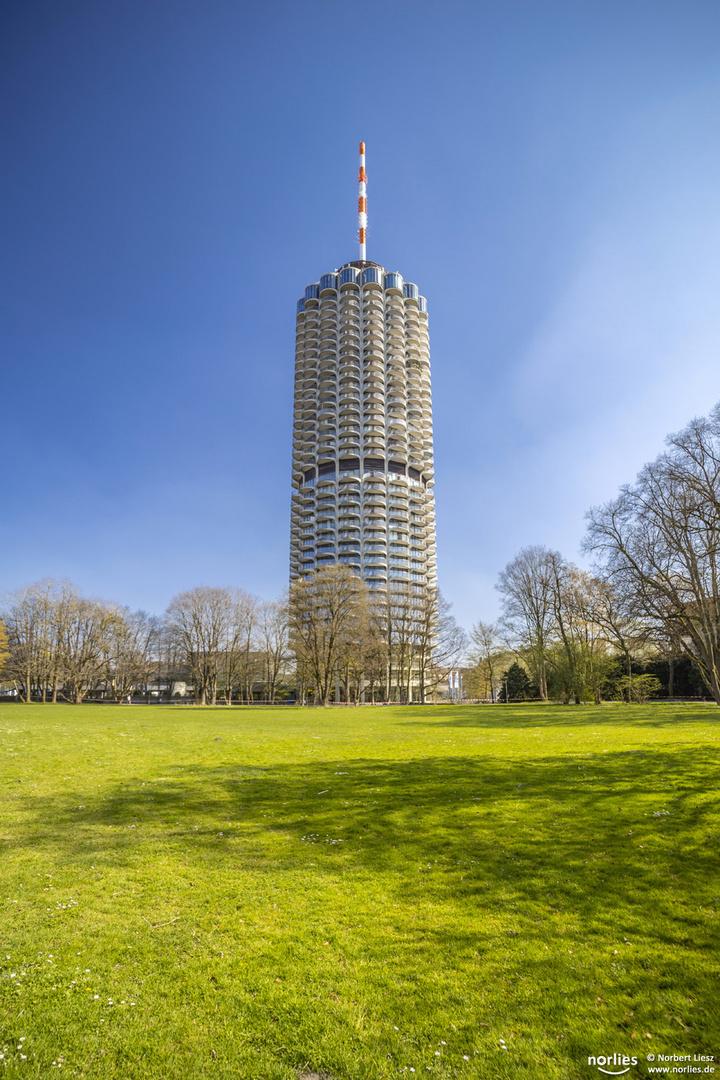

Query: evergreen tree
[498,661,534,702]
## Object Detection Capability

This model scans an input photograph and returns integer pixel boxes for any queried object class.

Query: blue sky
[3,0,720,631]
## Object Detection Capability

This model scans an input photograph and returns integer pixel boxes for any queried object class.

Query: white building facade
[289,261,437,597]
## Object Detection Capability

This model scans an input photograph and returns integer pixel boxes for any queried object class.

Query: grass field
[0,703,718,1080]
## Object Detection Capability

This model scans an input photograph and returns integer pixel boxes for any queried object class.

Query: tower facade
[289,261,437,597]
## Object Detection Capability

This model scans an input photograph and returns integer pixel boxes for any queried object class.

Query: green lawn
[0,703,718,1079]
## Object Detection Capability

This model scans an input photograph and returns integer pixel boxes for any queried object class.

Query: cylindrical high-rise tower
[289,262,437,597]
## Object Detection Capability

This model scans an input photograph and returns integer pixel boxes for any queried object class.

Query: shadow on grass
[14,745,720,951]
[400,703,720,729]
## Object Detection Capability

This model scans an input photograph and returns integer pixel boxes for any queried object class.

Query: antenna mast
[358,141,367,261]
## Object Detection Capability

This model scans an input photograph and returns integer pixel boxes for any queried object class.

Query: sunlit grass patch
[0,702,718,1078]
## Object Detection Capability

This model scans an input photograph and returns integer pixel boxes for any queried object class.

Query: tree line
[289,568,466,705]
[0,580,287,705]
[0,575,467,706]
[466,403,720,705]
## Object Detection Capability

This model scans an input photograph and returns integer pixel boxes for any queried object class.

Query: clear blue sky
[3,0,720,631]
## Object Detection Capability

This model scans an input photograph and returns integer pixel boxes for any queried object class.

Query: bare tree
[165,587,234,706]
[3,582,43,701]
[2,579,111,703]
[46,581,78,702]
[155,620,187,698]
[413,588,468,703]
[468,620,508,701]
[58,592,118,703]
[102,609,158,701]
[256,598,289,704]
[347,597,386,703]
[585,403,720,704]
[383,586,416,702]
[289,566,370,707]
[220,589,259,704]
[0,619,9,684]
[546,562,616,704]
[586,577,649,679]
[496,546,558,699]
[27,580,55,702]
[547,553,595,705]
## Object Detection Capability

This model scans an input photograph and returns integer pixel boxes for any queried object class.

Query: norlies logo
[588,1054,638,1075]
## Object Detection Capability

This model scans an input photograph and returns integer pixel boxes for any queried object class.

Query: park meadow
[0,702,718,1079]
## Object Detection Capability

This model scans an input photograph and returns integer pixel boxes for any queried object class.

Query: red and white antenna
[358,141,367,261]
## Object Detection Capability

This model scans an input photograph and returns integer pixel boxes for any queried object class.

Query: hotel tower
[289,144,437,597]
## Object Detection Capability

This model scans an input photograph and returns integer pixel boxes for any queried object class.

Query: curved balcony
[362,322,383,339]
